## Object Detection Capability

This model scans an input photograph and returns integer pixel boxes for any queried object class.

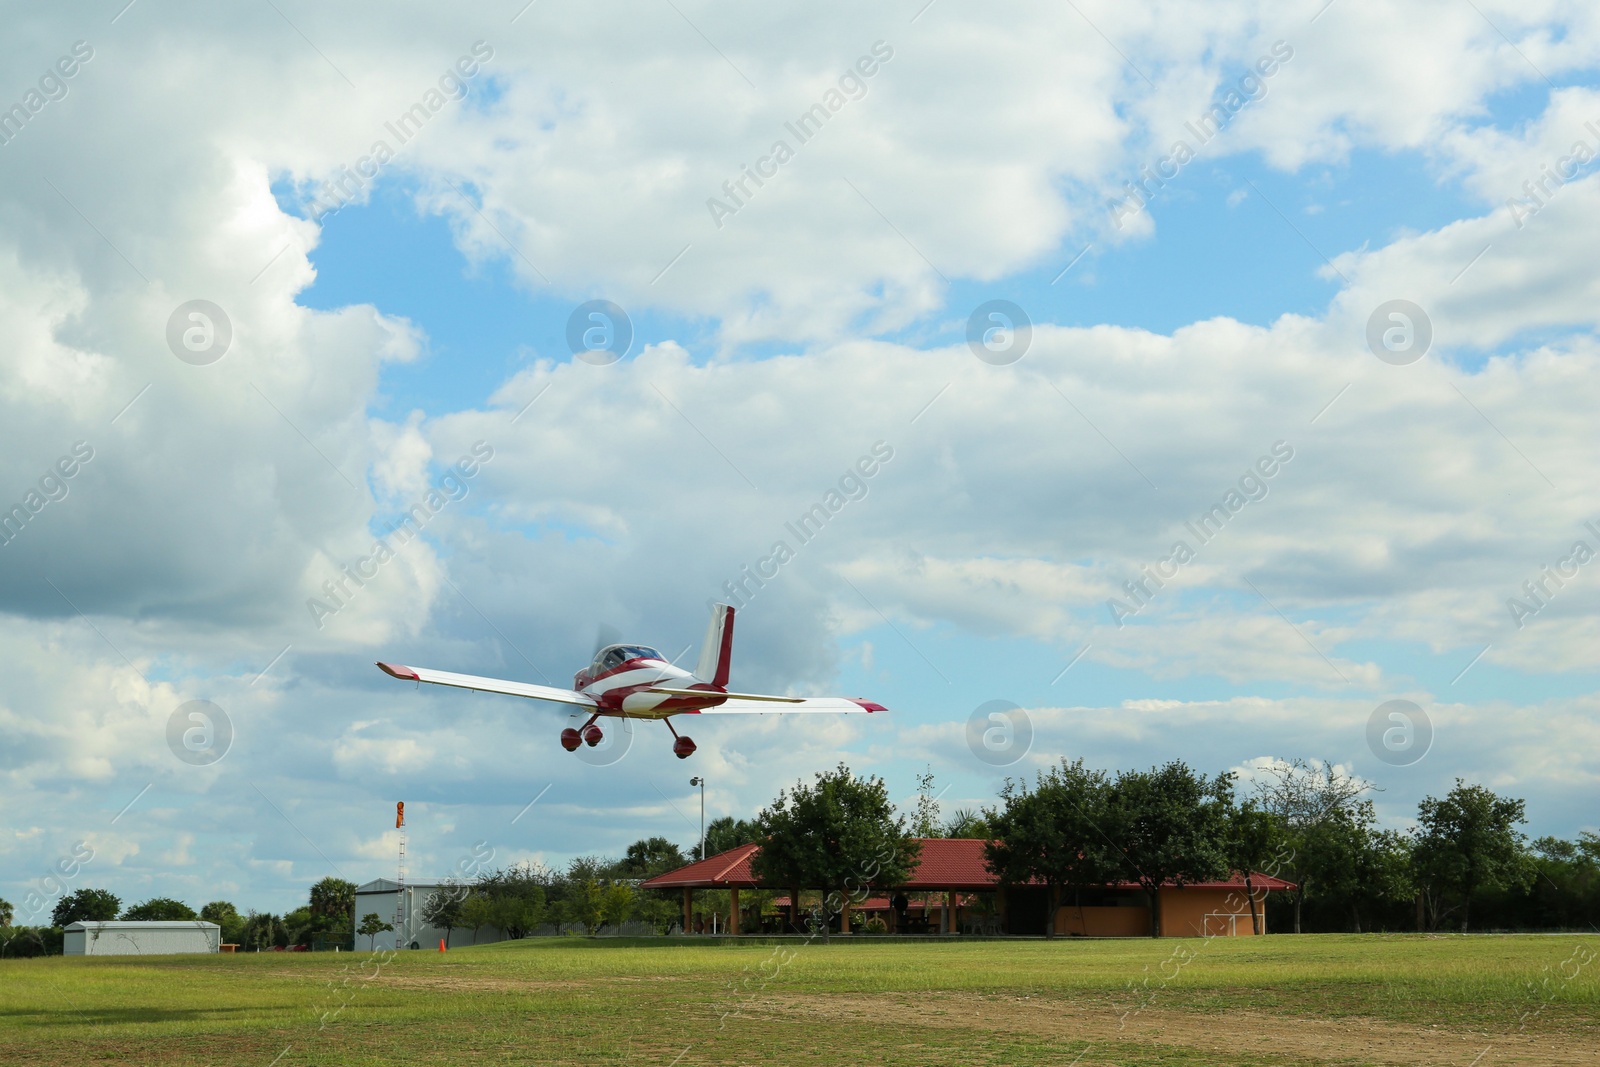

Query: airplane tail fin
[695,603,735,686]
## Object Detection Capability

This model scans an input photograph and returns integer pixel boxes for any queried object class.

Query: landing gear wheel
[560,727,581,752]
[664,717,696,759]
[582,724,604,747]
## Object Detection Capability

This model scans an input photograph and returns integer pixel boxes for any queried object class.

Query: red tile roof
[907,838,992,888]
[638,841,761,888]
[639,838,1296,892]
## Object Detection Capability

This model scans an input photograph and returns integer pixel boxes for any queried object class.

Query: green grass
[1,935,1596,1066]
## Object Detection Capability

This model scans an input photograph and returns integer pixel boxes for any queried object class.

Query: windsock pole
[394,801,406,949]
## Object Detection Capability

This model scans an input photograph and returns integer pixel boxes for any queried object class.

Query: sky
[2,0,1599,920]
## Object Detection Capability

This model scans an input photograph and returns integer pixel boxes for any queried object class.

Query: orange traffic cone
[438,939,446,952]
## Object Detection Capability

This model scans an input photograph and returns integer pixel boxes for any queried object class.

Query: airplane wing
[376,662,598,708]
[694,696,886,714]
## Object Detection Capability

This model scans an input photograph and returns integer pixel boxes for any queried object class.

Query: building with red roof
[640,838,1294,938]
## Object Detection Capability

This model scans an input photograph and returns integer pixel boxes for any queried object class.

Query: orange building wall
[1051,887,1269,937]
[1157,886,1268,937]
[1055,905,1149,937]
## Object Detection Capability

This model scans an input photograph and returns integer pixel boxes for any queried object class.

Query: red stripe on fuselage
[597,681,728,713]
[584,657,662,687]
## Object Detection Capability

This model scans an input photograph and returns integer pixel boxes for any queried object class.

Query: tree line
[3,755,1594,952]
[420,758,1596,940]
[0,876,360,956]
[414,852,685,947]
[719,759,1595,938]
[958,757,1597,936]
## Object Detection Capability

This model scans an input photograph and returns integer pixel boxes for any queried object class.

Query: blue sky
[295,141,1486,412]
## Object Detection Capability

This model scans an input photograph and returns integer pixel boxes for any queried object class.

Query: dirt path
[742,991,1599,1066]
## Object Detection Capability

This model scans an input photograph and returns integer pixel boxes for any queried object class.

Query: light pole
[689,776,705,861]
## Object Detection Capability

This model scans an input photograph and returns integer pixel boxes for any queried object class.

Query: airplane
[376,603,886,759]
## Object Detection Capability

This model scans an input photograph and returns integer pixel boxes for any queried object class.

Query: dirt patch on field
[740,991,1596,1066]
[374,973,689,995]
[372,974,569,993]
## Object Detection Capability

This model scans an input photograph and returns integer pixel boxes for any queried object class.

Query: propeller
[592,621,623,656]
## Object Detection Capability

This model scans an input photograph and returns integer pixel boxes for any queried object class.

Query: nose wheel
[665,718,696,759]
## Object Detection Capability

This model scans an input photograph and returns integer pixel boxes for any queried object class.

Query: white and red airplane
[376,603,885,759]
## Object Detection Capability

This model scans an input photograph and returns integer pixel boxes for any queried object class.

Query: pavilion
[639,838,1295,937]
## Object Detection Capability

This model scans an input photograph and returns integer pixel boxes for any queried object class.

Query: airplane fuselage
[575,652,727,719]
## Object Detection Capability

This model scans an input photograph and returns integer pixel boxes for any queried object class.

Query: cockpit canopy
[592,644,664,674]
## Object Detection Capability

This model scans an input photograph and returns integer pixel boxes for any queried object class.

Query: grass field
[2,934,1597,1066]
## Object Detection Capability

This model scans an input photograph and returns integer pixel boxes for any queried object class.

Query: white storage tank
[63,920,221,956]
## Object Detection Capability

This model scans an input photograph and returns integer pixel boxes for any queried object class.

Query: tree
[0,926,51,958]
[1413,780,1532,931]
[693,818,760,861]
[357,912,393,950]
[600,883,636,931]
[238,911,287,950]
[460,894,496,940]
[911,766,941,839]
[309,877,357,926]
[985,758,1117,938]
[420,882,466,947]
[51,888,120,927]
[121,897,198,921]
[564,856,610,883]
[490,892,545,939]
[200,901,244,944]
[1300,805,1414,933]
[750,764,920,942]
[1527,835,1600,930]
[474,862,549,939]
[619,837,688,878]
[1537,836,1578,862]
[1225,800,1285,935]
[1252,758,1375,933]
[0,898,12,927]
[1103,762,1234,937]
[1358,829,1416,931]
[199,900,240,926]
[566,877,606,934]
[633,891,684,934]
[621,837,694,930]
[943,808,991,839]
[283,906,319,947]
